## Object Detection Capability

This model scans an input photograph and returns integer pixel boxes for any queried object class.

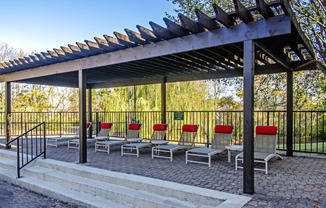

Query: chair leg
[170,150,173,162]
[209,155,211,168]
[137,147,139,158]
[121,146,123,156]
[107,145,110,154]
[235,156,238,171]
[265,160,268,174]
[186,151,188,164]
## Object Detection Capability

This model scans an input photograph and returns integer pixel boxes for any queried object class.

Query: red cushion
[153,124,167,131]
[256,126,278,135]
[129,123,141,130]
[182,125,198,132]
[101,123,112,129]
[214,125,233,133]
[86,123,91,128]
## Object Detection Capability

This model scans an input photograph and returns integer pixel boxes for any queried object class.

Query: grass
[278,142,326,154]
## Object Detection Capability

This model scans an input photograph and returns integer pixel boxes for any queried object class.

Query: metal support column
[243,40,255,194]
[161,76,167,124]
[88,88,92,138]
[286,70,293,157]
[5,82,11,149]
[79,69,87,163]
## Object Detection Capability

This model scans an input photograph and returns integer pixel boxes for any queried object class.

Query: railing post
[206,112,210,147]
[125,113,128,137]
[43,122,46,159]
[96,112,99,136]
[59,112,62,137]
[21,113,23,134]
[17,138,20,178]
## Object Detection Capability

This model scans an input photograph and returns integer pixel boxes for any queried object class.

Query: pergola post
[161,76,166,124]
[79,69,87,163]
[286,70,293,156]
[5,81,11,149]
[88,88,92,138]
[243,40,255,194]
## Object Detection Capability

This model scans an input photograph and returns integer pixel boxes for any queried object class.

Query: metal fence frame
[0,110,325,154]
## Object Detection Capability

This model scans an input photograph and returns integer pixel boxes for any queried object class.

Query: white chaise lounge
[235,126,283,174]
[186,125,233,167]
[95,123,141,154]
[121,124,168,157]
[68,122,112,149]
[47,122,92,147]
[152,124,198,161]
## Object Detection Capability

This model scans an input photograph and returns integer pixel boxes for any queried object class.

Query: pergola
[0,0,324,194]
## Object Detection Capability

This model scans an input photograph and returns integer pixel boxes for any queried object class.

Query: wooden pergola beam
[0,15,291,83]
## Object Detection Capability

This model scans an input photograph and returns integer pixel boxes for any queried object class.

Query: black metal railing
[0,111,325,155]
[6,122,46,178]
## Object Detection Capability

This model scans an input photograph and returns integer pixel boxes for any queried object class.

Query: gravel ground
[0,179,82,208]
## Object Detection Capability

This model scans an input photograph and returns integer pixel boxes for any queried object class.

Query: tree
[165,0,326,110]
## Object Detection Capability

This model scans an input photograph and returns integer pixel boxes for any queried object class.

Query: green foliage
[165,0,326,111]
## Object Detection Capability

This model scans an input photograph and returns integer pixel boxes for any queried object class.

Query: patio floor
[1,139,326,208]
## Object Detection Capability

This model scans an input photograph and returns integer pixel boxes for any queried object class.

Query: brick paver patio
[1,139,326,207]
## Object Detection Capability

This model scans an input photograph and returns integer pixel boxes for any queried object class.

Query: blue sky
[0,0,178,53]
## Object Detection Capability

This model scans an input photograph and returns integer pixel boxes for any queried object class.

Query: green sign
[174,112,184,120]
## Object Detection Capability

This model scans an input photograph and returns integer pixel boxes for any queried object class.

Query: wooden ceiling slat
[172,53,214,71]
[168,54,209,72]
[52,49,74,61]
[84,40,104,54]
[233,0,254,23]
[60,46,85,59]
[114,32,138,47]
[34,54,52,65]
[136,25,161,42]
[196,49,237,70]
[149,21,176,39]
[94,37,117,52]
[47,50,67,62]
[210,46,243,65]
[146,56,199,73]
[103,35,126,50]
[256,0,275,19]
[178,13,205,34]
[213,4,235,27]
[195,9,220,30]
[125,29,148,45]
[189,50,237,69]
[163,18,188,36]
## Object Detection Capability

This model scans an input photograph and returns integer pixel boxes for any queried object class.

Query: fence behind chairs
[0,111,325,154]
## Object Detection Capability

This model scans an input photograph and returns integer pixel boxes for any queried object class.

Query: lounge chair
[235,126,283,174]
[121,124,168,157]
[68,123,112,149]
[186,125,233,167]
[152,124,198,161]
[95,123,141,154]
[47,122,92,147]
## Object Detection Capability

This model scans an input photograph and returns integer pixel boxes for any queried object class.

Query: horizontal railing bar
[6,121,45,145]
